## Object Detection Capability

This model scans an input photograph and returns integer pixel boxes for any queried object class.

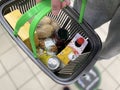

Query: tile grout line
[24,60,45,90]
[0,62,6,78]
[0,40,45,90]
[106,69,120,85]
[99,58,120,85]
[96,62,107,74]
[14,46,29,60]
[16,75,36,90]
[2,61,24,76]
[0,47,27,76]
[99,57,118,73]
[14,45,46,90]
[17,58,45,90]
[0,60,18,89]
[0,46,16,58]
[34,72,46,90]
[115,85,120,90]
[0,56,42,90]
[17,71,44,90]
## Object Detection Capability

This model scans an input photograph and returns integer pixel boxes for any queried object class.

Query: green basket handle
[14,0,48,36]
[29,4,51,58]
[60,0,87,23]
[79,0,87,23]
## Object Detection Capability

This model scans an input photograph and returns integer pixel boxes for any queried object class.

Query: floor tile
[107,59,120,84]
[0,34,13,55]
[9,62,34,87]
[0,74,16,90]
[19,77,44,90]
[0,24,5,35]
[98,71,118,90]
[100,21,110,33]
[68,84,80,90]
[98,56,117,69]
[116,54,120,60]
[117,86,120,90]
[52,84,79,90]
[0,48,24,71]
[36,72,56,90]
[52,84,66,90]
[95,27,107,42]
[95,61,105,73]
[26,58,41,74]
[15,45,28,59]
[0,62,6,76]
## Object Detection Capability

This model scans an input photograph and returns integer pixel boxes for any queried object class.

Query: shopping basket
[0,0,102,84]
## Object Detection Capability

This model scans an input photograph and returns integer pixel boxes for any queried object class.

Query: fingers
[62,0,70,8]
[36,0,70,15]
[36,0,41,3]
[52,0,70,15]
[51,0,62,15]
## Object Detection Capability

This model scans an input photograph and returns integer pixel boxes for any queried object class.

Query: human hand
[36,0,41,3]
[36,0,70,15]
[52,0,70,15]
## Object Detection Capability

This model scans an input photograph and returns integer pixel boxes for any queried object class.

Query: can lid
[48,57,60,70]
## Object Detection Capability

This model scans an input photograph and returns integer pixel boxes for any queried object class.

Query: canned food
[38,53,61,71]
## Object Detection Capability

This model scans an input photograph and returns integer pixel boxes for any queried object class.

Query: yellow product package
[57,33,88,65]
[4,10,39,50]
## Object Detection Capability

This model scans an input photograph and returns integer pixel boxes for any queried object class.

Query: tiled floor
[0,15,120,90]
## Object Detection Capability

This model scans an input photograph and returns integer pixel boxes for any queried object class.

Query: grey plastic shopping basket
[0,0,102,84]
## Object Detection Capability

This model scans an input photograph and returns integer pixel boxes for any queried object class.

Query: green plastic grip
[14,1,48,36]
[79,0,87,23]
[29,7,51,58]
[14,0,51,58]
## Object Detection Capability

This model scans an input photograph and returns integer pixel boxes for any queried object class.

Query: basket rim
[0,0,102,85]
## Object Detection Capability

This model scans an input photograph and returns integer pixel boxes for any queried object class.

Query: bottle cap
[77,37,84,45]
[57,28,68,40]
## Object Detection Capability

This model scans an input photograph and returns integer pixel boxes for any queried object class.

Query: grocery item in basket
[38,16,52,26]
[36,24,54,39]
[4,10,39,50]
[58,52,90,75]
[51,20,60,31]
[58,59,79,75]
[52,28,69,52]
[57,33,88,65]
[39,38,58,56]
[38,52,61,71]
[36,16,60,39]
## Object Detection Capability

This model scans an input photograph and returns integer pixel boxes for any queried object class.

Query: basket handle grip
[14,0,48,36]
[79,0,87,23]
[29,6,51,58]
[14,0,51,58]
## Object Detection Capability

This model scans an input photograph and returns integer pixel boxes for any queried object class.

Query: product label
[57,33,88,65]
